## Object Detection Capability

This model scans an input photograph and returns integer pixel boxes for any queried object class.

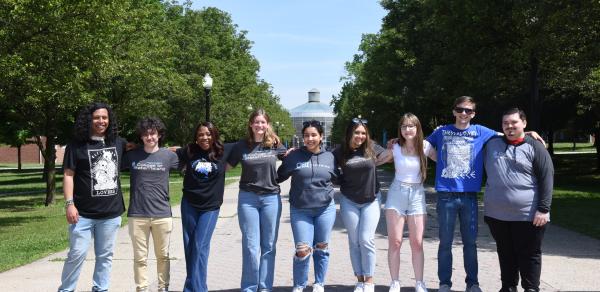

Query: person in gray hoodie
[277,120,339,292]
[483,108,553,292]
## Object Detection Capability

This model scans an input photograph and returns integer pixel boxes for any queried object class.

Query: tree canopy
[333,0,600,163]
[0,0,292,204]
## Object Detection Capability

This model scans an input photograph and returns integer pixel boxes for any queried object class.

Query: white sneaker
[353,282,365,292]
[439,284,451,292]
[388,280,400,292]
[363,283,375,292]
[415,281,428,292]
[466,284,482,292]
[293,286,304,292]
[312,283,324,292]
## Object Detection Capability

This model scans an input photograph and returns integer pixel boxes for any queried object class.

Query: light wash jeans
[436,192,479,288]
[181,197,220,292]
[238,191,282,292]
[339,193,381,277]
[58,216,122,292]
[290,200,336,288]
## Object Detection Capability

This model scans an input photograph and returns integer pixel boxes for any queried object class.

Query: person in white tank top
[383,113,436,292]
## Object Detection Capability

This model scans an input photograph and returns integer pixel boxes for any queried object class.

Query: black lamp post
[202,73,213,122]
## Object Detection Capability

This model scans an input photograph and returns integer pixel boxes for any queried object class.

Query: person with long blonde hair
[384,113,435,292]
[227,108,286,292]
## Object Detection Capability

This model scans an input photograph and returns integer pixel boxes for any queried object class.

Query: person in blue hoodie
[277,120,339,292]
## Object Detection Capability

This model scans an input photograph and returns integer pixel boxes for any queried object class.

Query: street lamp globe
[202,73,213,122]
[202,73,213,89]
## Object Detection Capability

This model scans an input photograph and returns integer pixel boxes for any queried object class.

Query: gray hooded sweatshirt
[277,147,339,209]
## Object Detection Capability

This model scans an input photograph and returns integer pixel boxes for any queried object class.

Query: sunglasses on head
[303,120,322,127]
[454,107,475,114]
[351,117,368,124]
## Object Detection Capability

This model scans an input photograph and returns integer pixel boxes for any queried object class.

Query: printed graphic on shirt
[242,150,275,161]
[192,158,217,179]
[295,161,332,170]
[132,161,166,172]
[440,130,476,179]
[89,147,119,197]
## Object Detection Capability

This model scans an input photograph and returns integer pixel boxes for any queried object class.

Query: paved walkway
[1,169,599,291]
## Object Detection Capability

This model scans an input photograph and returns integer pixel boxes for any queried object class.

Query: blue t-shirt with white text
[426,124,496,192]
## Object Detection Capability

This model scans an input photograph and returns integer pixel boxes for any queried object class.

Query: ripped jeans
[289,200,336,288]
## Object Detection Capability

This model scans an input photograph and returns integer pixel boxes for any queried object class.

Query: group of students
[57,96,553,292]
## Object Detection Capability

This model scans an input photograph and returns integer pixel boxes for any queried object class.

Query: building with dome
[289,89,336,149]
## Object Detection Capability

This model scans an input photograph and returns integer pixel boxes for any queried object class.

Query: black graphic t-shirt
[176,146,226,211]
[333,143,385,204]
[227,140,286,195]
[63,137,127,219]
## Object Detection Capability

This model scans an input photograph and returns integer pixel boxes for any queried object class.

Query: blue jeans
[181,197,220,292]
[58,216,122,292]
[238,191,282,292]
[290,201,336,288]
[339,194,381,277]
[436,192,479,287]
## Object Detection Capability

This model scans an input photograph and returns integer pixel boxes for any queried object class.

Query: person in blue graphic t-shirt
[426,96,544,292]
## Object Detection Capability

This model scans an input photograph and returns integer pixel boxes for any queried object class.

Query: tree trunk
[529,55,541,132]
[17,145,22,171]
[44,136,57,206]
[34,135,57,206]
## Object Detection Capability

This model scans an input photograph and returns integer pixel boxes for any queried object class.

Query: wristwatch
[65,199,74,208]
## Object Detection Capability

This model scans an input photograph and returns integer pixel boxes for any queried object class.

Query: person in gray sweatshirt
[483,108,554,292]
[277,120,339,292]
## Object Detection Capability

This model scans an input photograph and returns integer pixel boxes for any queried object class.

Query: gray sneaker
[466,284,482,292]
[439,284,451,292]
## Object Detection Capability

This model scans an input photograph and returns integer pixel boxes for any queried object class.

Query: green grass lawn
[0,167,240,272]
[553,142,596,152]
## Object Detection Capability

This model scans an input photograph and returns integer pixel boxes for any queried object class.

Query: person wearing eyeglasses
[226,108,287,292]
[277,120,338,292]
[483,108,553,292]
[383,113,436,292]
[425,96,494,292]
[332,117,391,292]
[426,96,546,292]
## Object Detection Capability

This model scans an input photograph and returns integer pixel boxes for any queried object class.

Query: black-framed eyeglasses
[352,117,368,124]
[454,107,475,114]
[303,120,322,127]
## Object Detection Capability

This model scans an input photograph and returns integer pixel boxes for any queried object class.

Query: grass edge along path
[0,169,240,272]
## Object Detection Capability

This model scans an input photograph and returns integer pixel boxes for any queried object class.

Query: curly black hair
[135,117,166,145]
[73,102,118,144]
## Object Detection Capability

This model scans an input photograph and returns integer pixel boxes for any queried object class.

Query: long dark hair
[341,119,375,166]
[73,102,118,144]
[187,121,224,161]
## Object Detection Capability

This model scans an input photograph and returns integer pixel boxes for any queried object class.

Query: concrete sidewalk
[1,169,599,291]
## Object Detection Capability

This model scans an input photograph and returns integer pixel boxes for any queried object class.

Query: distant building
[289,89,336,149]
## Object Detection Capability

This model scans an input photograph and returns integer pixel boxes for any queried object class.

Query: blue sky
[191,1,386,110]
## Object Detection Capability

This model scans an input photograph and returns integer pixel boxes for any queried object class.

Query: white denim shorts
[384,180,426,216]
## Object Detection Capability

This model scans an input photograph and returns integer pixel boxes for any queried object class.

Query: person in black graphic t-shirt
[176,121,230,292]
[58,102,127,292]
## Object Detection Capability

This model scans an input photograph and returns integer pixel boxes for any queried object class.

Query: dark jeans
[181,197,220,292]
[484,216,547,292]
[436,192,479,287]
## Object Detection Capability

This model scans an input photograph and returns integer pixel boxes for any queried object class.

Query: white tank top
[392,141,431,184]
